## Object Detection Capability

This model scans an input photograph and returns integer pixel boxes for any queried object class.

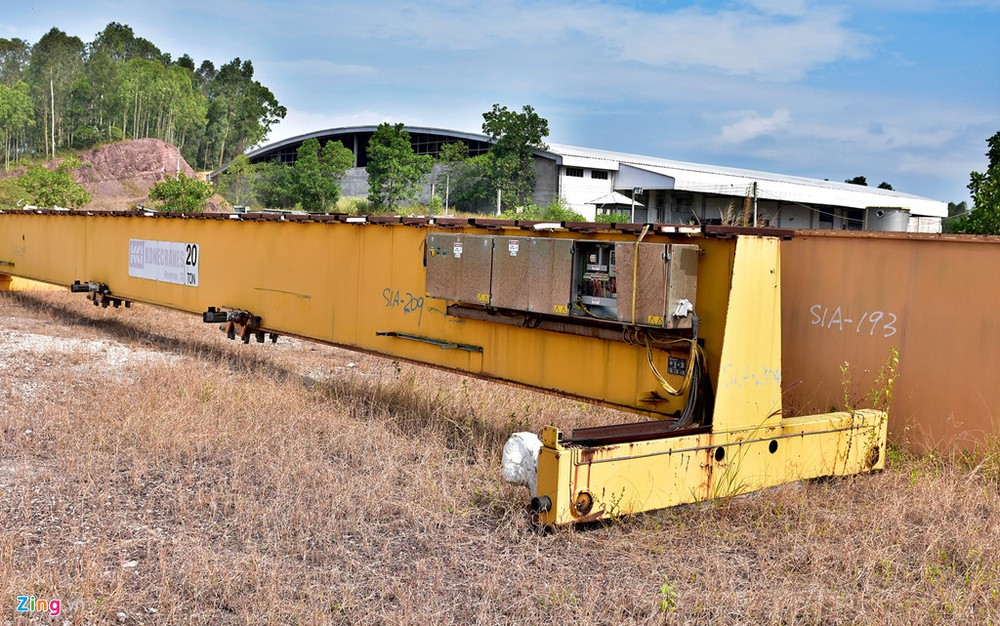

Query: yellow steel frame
[0,212,886,526]
[533,237,886,526]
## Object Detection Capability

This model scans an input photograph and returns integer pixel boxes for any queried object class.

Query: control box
[492,237,573,316]
[425,233,493,305]
[614,242,699,329]
[425,233,699,329]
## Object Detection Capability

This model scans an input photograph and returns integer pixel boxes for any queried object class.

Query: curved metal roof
[214,125,946,217]
[270,125,485,151]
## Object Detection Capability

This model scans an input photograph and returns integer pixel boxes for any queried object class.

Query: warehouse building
[227,126,946,232]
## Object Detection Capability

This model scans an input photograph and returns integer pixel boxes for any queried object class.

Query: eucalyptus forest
[0,22,285,172]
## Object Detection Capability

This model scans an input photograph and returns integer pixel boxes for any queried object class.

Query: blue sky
[3,0,998,203]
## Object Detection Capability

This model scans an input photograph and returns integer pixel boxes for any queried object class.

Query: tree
[90,22,167,64]
[293,138,353,212]
[68,48,120,148]
[439,148,493,212]
[215,154,257,207]
[481,103,549,209]
[949,132,1000,235]
[942,201,968,234]
[176,54,195,72]
[877,182,893,190]
[0,25,285,170]
[26,28,85,158]
[845,175,868,186]
[0,80,33,168]
[366,123,432,212]
[200,58,285,168]
[435,141,480,210]
[148,172,213,213]
[948,201,968,218]
[989,131,1000,171]
[0,38,31,86]
[115,58,206,149]
[254,160,296,209]
[14,157,91,208]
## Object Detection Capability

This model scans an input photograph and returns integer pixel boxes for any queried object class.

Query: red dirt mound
[2,139,228,212]
[74,139,203,212]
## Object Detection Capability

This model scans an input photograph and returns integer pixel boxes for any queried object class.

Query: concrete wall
[532,157,560,208]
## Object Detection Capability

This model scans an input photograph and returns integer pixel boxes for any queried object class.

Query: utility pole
[752,181,758,226]
[496,188,501,216]
[630,186,643,223]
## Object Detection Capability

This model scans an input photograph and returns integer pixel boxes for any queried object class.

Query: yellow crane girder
[0,211,886,526]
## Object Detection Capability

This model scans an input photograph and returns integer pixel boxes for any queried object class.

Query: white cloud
[318,1,870,81]
[608,6,868,80]
[721,109,792,142]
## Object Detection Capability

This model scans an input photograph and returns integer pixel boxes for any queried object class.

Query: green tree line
[946,131,1000,235]
[215,106,550,215]
[0,22,284,171]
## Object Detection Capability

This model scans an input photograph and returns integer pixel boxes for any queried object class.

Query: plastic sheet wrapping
[501,432,542,496]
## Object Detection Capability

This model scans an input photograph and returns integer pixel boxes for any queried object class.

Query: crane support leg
[530,409,887,527]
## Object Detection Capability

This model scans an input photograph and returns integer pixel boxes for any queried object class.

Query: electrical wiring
[622,320,712,429]
[572,299,617,321]
[643,334,704,397]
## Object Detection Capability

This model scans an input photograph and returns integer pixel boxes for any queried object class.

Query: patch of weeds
[884,442,907,469]
[536,587,580,610]
[594,486,628,523]
[658,575,679,613]
[968,434,1000,487]
[839,346,898,471]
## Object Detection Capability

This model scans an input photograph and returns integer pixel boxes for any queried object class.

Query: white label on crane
[128,239,199,287]
[453,242,463,258]
[508,239,519,256]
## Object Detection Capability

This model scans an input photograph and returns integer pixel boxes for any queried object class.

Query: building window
[565,167,584,177]
[590,170,609,180]
[845,208,864,230]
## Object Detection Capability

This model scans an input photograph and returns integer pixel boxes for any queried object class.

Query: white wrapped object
[501,432,543,496]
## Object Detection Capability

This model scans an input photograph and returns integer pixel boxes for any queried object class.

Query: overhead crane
[0,209,886,528]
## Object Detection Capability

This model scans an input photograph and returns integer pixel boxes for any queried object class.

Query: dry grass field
[1,290,999,625]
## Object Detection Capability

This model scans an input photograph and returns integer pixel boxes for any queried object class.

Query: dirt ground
[1,290,999,625]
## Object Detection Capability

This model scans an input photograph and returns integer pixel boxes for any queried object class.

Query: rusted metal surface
[445,304,628,342]
[781,230,1000,451]
[567,420,710,445]
[704,225,795,239]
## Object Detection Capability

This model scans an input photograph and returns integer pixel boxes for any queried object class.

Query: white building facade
[551,143,947,232]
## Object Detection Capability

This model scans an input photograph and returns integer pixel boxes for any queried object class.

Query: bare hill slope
[74,139,198,212]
